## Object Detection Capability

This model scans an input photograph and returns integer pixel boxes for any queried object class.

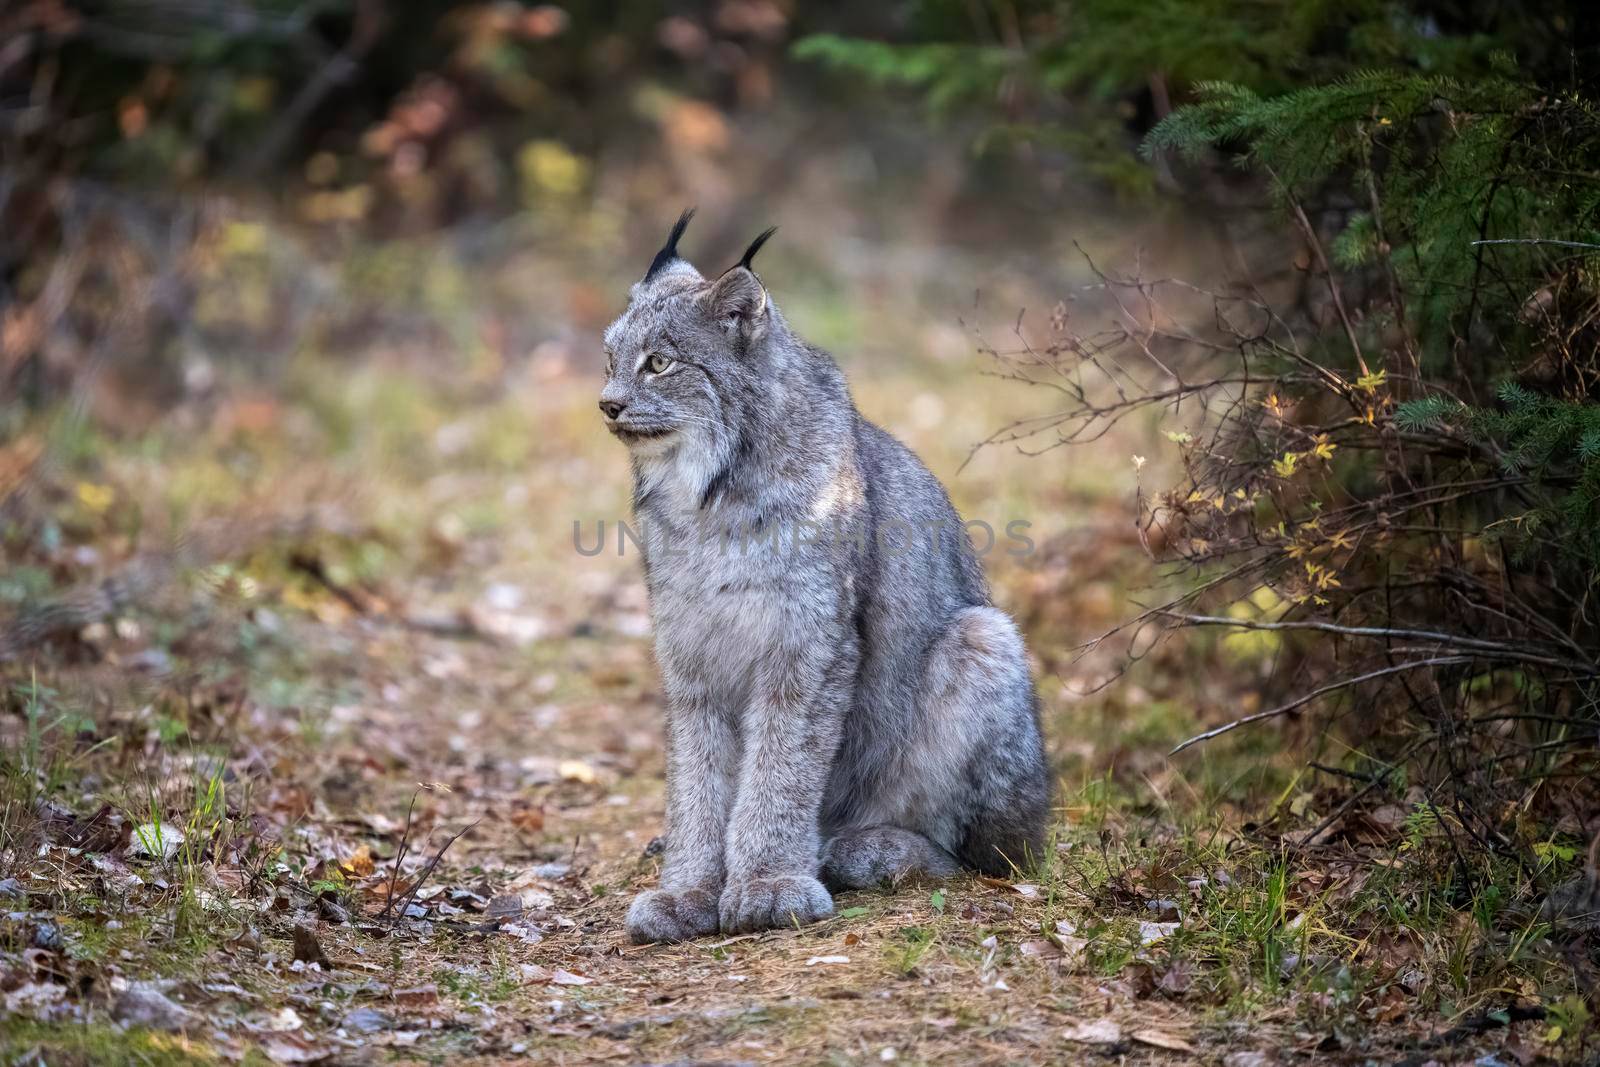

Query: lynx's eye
[646,352,673,374]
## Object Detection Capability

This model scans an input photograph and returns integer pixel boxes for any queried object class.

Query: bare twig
[1470,238,1600,250]
[378,791,421,921]
[1270,166,1370,379]
[1157,612,1594,674]
[1170,657,1471,755]
[390,819,480,922]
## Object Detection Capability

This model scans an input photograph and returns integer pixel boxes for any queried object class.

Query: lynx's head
[599,210,778,465]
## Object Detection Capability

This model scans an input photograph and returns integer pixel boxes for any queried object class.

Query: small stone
[114,983,192,1031]
[341,1006,393,1034]
[1223,1053,1272,1067]
[30,921,62,951]
[317,897,351,924]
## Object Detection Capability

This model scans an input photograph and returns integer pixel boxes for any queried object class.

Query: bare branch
[1170,657,1472,755]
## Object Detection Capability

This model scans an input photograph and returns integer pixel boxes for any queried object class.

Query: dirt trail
[275,594,1208,1065]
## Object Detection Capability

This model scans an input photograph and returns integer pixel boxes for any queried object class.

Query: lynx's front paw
[626,887,720,944]
[718,875,833,933]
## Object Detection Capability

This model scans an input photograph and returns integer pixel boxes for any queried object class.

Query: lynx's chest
[639,510,848,700]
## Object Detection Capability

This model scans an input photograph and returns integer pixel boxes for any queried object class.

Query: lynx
[601,211,1049,941]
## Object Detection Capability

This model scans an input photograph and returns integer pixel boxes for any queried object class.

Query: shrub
[803,1,1600,867]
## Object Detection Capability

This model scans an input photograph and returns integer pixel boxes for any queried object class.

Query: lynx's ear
[641,208,697,284]
[705,227,776,337]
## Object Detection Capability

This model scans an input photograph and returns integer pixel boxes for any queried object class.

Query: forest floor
[2,321,1591,1064]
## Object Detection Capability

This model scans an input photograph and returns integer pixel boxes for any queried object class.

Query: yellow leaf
[518,140,590,199]
[340,845,376,878]
[558,759,597,784]
[76,482,114,514]
[1356,368,1388,393]
[1249,586,1283,613]
[1272,452,1300,478]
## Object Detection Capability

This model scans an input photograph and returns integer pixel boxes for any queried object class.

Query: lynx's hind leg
[820,825,960,890]
[923,607,1050,877]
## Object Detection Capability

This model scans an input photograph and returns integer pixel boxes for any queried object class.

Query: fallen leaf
[1063,1018,1123,1045]
[261,1033,329,1063]
[1144,897,1182,922]
[1223,1053,1272,1067]
[130,822,185,860]
[509,805,546,833]
[486,894,523,921]
[550,968,593,986]
[265,1006,304,1032]
[1157,959,1195,995]
[1134,1029,1196,1053]
[393,984,438,1007]
[558,759,597,784]
[1281,819,1342,847]
[1138,920,1181,945]
[340,845,376,878]
[501,922,544,944]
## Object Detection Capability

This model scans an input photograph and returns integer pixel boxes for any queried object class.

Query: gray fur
[603,216,1050,943]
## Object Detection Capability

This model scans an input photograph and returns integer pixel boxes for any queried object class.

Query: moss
[0,1021,259,1067]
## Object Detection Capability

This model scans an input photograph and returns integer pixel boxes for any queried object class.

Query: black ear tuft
[643,207,696,283]
[737,226,778,272]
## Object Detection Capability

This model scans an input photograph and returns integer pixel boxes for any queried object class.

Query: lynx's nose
[599,399,627,420]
